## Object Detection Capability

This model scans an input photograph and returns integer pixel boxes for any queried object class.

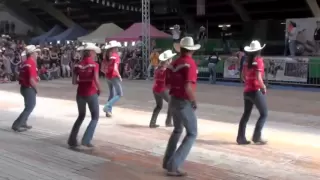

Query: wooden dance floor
[0,79,320,180]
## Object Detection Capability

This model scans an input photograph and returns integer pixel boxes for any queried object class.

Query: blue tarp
[46,24,88,43]
[30,25,64,45]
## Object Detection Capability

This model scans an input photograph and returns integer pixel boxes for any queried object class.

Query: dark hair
[180,47,192,54]
[290,21,297,27]
[246,50,260,69]
[82,50,91,58]
[104,50,111,62]
[26,54,32,58]
[239,45,244,51]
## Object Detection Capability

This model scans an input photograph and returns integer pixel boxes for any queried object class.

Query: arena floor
[0,79,320,180]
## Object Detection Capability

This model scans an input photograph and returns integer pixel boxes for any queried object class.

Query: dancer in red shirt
[163,37,200,176]
[12,45,40,132]
[102,41,123,117]
[68,43,102,148]
[149,50,176,128]
[237,40,268,145]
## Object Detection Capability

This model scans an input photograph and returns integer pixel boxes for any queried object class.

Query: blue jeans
[163,97,197,171]
[104,77,123,113]
[208,63,216,84]
[12,87,37,129]
[149,91,172,125]
[288,40,296,56]
[237,90,268,140]
[68,94,99,146]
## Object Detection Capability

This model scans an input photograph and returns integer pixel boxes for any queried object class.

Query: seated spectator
[39,64,51,80]
[48,63,60,79]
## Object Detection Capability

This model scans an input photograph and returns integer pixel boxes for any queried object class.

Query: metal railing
[197,55,320,87]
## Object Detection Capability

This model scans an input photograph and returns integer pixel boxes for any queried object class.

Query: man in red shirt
[149,50,176,128]
[12,45,40,132]
[102,41,123,117]
[237,40,268,145]
[163,37,200,176]
[68,43,102,148]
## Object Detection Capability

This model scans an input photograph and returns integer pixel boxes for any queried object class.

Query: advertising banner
[286,17,320,56]
[223,56,309,82]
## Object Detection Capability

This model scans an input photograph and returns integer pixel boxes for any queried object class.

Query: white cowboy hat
[25,45,41,54]
[21,51,26,56]
[102,43,110,50]
[82,42,101,53]
[43,47,49,51]
[244,40,266,52]
[105,40,121,49]
[180,36,201,51]
[159,50,176,61]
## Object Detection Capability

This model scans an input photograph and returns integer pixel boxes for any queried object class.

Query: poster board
[286,17,320,56]
[223,56,309,82]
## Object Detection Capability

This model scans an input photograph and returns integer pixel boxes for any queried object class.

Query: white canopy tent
[77,23,123,44]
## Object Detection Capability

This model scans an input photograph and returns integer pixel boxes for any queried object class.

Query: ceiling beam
[305,0,320,17]
[229,0,251,21]
[30,0,76,28]
[3,0,47,32]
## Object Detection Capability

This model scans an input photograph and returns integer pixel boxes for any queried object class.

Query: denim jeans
[237,90,268,140]
[68,94,99,145]
[288,40,296,56]
[149,91,172,125]
[163,97,197,171]
[147,64,155,79]
[208,63,216,84]
[12,87,37,129]
[104,77,123,113]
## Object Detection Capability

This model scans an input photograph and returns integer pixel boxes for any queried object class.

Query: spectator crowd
[0,34,162,83]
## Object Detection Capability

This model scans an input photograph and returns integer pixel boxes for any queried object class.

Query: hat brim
[21,51,26,56]
[83,47,101,54]
[244,44,266,52]
[181,44,201,51]
[105,45,121,49]
[159,53,176,61]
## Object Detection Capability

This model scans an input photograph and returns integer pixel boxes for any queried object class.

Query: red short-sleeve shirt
[166,55,198,100]
[74,57,99,96]
[153,67,167,93]
[243,57,265,92]
[18,57,38,87]
[105,52,120,79]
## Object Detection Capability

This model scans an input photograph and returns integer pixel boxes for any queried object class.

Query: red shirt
[153,67,167,93]
[243,57,265,92]
[166,55,197,100]
[40,67,47,74]
[18,57,38,87]
[74,57,99,97]
[105,52,120,79]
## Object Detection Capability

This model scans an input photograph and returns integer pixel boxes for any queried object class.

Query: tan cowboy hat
[82,42,101,53]
[180,36,201,51]
[159,50,176,61]
[244,40,266,52]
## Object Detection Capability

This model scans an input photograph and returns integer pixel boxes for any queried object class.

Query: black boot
[252,128,267,145]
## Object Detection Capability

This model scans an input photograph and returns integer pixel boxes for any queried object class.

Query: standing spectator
[286,21,297,56]
[61,49,71,77]
[207,51,220,84]
[148,47,159,80]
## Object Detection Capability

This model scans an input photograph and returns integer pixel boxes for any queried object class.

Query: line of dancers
[12,37,268,177]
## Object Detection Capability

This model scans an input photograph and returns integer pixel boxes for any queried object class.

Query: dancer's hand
[191,101,197,110]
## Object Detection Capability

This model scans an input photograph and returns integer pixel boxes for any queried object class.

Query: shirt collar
[82,57,93,62]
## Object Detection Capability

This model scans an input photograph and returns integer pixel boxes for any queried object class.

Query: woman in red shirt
[149,50,176,128]
[237,40,268,145]
[102,41,123,117]
[68,43,102,148]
